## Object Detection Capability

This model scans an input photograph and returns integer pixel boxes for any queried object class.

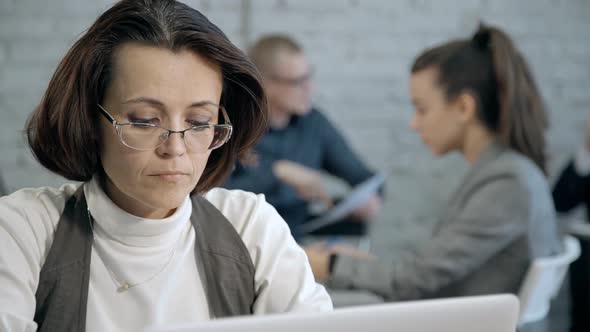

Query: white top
[0,177,332,332]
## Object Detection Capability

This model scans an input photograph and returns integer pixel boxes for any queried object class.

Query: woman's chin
[140,191,190,214]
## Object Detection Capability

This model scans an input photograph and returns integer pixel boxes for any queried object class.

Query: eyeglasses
[97,103,232,152]
[269,68,314,87]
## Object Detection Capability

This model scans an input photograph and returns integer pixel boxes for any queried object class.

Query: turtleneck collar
[84,175,192,247]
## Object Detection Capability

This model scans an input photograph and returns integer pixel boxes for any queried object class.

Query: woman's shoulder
[492,150,548,188]
[1,183,79,217]
[461,148,551,204]
[202,187,289,238]
[473,149,553,211]
[0,183,81,265]
[202,187,263,216]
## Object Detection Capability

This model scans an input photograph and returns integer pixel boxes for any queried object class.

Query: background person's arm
[553,147,590,213]
[328,175,529,300]
[317,112,382,219]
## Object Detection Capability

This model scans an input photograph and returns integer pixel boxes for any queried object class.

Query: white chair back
[518,235,581,325]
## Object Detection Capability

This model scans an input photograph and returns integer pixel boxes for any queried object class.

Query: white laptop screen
[145,294,519,332]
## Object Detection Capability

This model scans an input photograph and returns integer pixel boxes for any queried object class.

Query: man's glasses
[269,68,314,87]
[97,103,232,152]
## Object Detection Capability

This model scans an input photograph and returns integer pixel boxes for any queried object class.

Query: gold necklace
[87,209,182,292]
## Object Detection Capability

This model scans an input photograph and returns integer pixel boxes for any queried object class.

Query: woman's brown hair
[411,23,548,173]
[26,0,267,192]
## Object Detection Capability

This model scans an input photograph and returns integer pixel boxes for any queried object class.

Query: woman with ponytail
[306,24,562,302]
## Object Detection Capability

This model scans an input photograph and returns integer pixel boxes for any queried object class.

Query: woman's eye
[129,117,159,124]
[188,119,210,127]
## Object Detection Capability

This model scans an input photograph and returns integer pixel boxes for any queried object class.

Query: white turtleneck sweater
[0,177,332,332]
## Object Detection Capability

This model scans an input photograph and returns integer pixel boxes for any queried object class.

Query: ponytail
[485,26,548,174]
[411,23,548,173]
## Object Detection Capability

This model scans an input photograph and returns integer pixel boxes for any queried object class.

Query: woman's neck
[461,126,495,166]
[100,175,175,219]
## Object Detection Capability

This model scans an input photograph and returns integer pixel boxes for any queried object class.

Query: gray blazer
[328,143,561,301]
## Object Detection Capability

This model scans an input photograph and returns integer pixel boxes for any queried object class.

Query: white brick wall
[1,0,589,252]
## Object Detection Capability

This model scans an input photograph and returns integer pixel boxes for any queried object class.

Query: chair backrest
[517,235,581,325]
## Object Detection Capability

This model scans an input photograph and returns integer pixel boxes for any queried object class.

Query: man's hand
[350,194,382,222]
[273,160,333,208]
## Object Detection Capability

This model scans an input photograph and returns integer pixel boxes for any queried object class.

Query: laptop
[145,294,519,332]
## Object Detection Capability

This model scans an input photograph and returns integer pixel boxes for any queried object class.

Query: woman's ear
[454,91,478,124]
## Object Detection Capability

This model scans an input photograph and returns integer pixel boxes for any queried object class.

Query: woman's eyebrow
[121,98,218,109]
[122,97,164,107]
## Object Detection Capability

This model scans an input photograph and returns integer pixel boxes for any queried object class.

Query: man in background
[223,34,382,240]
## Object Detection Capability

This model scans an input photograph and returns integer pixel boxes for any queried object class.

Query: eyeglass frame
[97,103,233,151]
[268,67,314,87]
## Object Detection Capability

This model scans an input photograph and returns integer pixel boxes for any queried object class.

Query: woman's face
[409,67,465,156]
[100,43,223,219]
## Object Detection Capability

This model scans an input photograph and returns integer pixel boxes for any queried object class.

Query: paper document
[298,172,385,234]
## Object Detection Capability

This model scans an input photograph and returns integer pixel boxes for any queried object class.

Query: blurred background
[0,1,589,324]
[1,0,589,254]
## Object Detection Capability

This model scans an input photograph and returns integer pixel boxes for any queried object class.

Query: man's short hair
[248,34,303,74]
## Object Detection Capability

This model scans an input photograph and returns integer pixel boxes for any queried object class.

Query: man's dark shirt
[223,108,375,238]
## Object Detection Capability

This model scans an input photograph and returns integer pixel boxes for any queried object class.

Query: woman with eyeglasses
[307,24,562,302]
[0,1,331,331]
